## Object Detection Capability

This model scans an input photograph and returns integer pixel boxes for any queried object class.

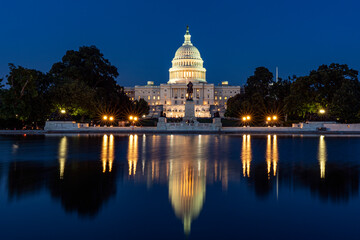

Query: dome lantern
[184,26,192,46]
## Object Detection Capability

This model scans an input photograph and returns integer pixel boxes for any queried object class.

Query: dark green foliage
[130,99,150,117]
[225,67,290,124]
[285,63,360,122]
[226,63,360,124]
[0,45,143,129]
[0,64,52,127]
[49,79,97,119]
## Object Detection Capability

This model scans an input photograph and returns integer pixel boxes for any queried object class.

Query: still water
[0,134,359,239]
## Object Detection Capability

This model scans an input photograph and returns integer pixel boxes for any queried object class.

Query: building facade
[124,27,241,118]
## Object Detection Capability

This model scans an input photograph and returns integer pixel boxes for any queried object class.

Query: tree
[285,63,360,121]
[0,64,52,126]
[49,79,97,120]
[131,99,149,117]
[225,67,278,123]
[245,67,274,98]
[49,46,131,120]
[49,45,119,102]
[330,79,360,123]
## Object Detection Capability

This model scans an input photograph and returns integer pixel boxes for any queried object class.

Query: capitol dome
[168,26,206,84]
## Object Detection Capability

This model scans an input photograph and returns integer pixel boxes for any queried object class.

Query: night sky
[1,0,359,86]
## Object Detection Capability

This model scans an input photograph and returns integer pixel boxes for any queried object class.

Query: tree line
[0,46,149,129]
[225,64,360,125]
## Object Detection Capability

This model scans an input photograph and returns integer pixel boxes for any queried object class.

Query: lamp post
[242,115,251,126]
[129,115,138,126]
[318,109,326,121]
[266,115,278,126]
[109,116,114,126]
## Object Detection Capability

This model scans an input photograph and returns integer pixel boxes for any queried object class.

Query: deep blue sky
[1,0,359,86]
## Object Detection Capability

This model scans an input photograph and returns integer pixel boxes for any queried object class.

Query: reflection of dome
[168,26,207,84]
[168,161,206,235]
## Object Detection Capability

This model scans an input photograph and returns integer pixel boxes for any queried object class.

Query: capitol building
[124,27,241,118]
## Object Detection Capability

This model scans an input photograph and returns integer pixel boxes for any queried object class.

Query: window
[225,97,227,100]
[153,96,156,100]
[157,96,160,100]
[148,96,150,100]
[215,96,218,100]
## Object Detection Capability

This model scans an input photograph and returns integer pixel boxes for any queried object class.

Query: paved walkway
[1,127,360,135]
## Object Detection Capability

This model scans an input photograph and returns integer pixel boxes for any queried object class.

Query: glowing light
[58,136,68,179]
[168,160,206,235]
[273,116,277,120]
[241,135,252,177]
[246,116,251,120]
[267,116,271,121]
[109,116,114,121]
[266,135,278,177]
[128,134,138,175]
[134,117,138,121]
[319,109,326,114]
[318,135,327,179]
[103,115,108,120]
[60,109,66,114]
[129,115,133,120]
[101,134,115,173]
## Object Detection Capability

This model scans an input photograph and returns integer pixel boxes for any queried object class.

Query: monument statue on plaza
[187,81,193,100]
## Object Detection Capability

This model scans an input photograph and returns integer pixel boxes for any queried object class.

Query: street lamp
[266,115,278,126]
[242,115,251,126]
[319,109,326,114]
[103,115,108,120]
[60,109,66,114]
[109,116,114,121]
[129,115,138,126]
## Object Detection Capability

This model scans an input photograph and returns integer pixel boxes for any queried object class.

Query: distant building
[124,27,241,118]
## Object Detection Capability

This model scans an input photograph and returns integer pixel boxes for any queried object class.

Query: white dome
[174,45,202,60]
[168,26,206,84]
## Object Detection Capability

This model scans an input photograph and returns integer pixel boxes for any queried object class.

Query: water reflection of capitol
[96,134,330,234]
[50,133,356,235]
[10,133,357,234]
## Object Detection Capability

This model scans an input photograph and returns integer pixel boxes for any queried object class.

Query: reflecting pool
[0,134,360,239]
